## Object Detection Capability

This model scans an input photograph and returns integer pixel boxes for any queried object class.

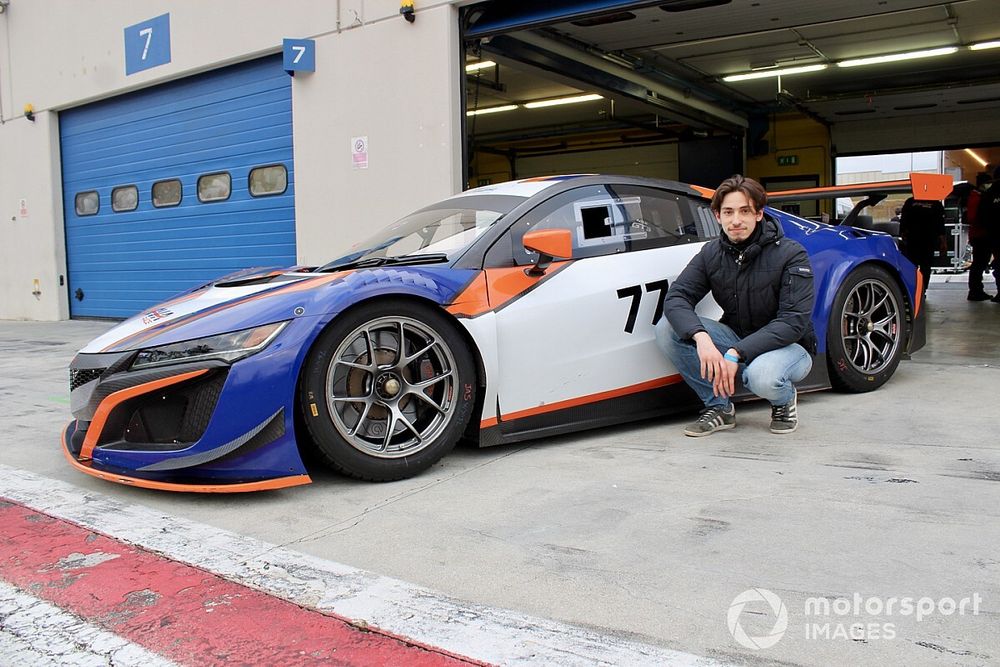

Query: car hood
[78,264,477,355]
[78,267,355,354]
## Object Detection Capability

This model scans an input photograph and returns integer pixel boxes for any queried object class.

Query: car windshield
[318,194,524,271]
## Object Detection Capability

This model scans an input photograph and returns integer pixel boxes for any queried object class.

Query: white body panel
[490,244,722,417]
[457,313,501,422]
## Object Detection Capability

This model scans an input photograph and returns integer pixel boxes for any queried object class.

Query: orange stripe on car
[447,263,571,318]
[690,185,715,199]
[914,268,924,317]
[79,369,209,460]
[518,174,595,182]
[498,374,683,423]
[479,416,499,429]
[446,272,490,317]
[63,426,311,492]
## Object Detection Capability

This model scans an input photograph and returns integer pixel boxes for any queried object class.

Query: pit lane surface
[2,277,998,665]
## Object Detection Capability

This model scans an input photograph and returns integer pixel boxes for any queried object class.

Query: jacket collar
[721,215,782,258]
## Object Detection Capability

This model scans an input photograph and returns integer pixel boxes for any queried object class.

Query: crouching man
[655,175,817,436]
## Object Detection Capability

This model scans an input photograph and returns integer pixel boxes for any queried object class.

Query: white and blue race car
[65,174,927,491]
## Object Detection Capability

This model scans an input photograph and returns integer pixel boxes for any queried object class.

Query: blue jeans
[654,316,812,409]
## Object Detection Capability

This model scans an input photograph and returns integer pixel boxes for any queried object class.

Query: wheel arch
[816,257,914,353]
[292,292,488,454]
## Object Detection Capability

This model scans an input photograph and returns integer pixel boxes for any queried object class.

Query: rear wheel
[300,300,476,481]
[826,264,907,392]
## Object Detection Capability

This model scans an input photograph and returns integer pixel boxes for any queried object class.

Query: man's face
[715,190,763,243]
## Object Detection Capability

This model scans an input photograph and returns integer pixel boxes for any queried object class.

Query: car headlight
[131,322,289,370]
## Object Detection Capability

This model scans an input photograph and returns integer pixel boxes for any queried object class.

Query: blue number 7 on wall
[125,14,171,75]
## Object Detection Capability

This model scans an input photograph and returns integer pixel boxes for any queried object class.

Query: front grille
[70,368,105,391]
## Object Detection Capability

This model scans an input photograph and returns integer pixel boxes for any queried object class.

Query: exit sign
[777,155,799,166]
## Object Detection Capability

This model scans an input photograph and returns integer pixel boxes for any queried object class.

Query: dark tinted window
[152,179,182,207]
[505,184,707,265]
[75,191,99,216]
[111,185,138,212]
[249,165,288,197]
[198,172,231,202]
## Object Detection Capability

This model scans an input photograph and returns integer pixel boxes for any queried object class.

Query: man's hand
[693,333,739,398]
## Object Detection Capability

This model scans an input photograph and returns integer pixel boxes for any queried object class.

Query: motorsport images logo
[727,588,788,650]
[728,588,982,649]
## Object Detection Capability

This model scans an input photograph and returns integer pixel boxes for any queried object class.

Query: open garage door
[460,1,1000,189]
[60,56,295,319]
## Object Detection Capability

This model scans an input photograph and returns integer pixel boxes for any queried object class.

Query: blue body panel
[770,208,919,353]
[61,56,295,318]
[86,266,478,481]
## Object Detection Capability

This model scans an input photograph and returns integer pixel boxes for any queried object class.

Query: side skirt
[477,358,831,448]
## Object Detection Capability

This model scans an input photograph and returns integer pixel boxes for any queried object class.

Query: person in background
[965,174,991,301]
[656,175,816,437]
[898,195,947,294]
[972,166,1000,303]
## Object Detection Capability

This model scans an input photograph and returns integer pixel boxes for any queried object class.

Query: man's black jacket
[663,216,818,363]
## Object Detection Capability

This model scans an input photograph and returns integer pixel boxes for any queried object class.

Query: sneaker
[684,404,735,437]
[770,389,798,434]
[968,291,992,301]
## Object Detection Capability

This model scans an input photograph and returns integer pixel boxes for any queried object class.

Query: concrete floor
[2,277,999,666]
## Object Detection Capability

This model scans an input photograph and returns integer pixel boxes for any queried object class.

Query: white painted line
[0,466,731,667]
[0,580,178,667]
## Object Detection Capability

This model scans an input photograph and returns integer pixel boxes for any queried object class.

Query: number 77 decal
[617,279,670,333]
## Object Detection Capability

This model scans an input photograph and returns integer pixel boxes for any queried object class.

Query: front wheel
[299,300,477,481]
[826,264,908,393]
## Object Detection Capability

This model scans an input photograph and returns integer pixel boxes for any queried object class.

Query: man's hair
[710,174,767,213]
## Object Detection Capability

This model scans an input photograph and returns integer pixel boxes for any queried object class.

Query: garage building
[1,0,998,320]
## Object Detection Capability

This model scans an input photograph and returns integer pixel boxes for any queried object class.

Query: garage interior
[460,0,1000,204]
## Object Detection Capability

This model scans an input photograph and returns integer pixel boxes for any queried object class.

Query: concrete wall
[293,4,462,265]
[0,111,69,321]
[516,143,679,182]
[0,0,462,319]
[747,114,832,186]
[832,109,1000,156]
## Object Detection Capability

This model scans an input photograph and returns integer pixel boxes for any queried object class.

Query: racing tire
[300,300,477,481]
[826,264,908,393]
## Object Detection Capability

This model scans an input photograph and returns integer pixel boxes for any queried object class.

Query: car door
[486,183,723,424]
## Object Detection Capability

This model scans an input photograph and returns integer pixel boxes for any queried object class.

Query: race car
[64,174,930,492]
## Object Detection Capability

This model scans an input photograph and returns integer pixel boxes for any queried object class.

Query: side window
[111,185,139,212]
[152,179,182,207]
[198,172,231,202]
[690,201,722,239]
[75,191,99,216]
[248,165,288,197]
[502,184,704,265]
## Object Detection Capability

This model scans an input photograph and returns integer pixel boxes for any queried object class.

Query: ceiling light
[466,104,518,116]
[970,40,1000,51]
[722,64,827,82]
[837,46,957,68]
[965,148,988,167]
[523,93,603,109]
[465,61,496,73]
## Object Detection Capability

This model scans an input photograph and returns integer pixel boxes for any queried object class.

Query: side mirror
[523,229,572,276]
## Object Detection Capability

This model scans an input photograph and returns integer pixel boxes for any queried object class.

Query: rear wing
[767,173,954,228]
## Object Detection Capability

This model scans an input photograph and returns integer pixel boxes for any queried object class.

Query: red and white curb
[0,466,728,666]
[1,580,179,667]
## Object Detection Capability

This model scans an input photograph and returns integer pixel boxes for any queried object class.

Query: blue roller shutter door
[61,56,295,318]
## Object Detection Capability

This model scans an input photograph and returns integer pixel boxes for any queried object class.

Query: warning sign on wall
[18,199,29,219]
[351,136,369,170]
